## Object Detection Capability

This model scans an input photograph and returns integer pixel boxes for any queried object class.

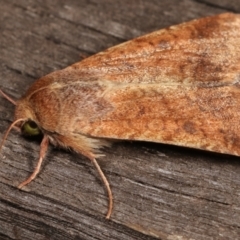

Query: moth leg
[18,135,49,189]
[92,158,113,219]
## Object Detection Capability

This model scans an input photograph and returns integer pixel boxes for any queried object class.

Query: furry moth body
[1,13,240,218]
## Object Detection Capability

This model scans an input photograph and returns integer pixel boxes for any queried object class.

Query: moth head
[14,99,41,136]
[21,120,41,136]
[0,93,42,151]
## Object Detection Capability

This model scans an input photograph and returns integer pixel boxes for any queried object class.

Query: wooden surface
[0,1,240,239]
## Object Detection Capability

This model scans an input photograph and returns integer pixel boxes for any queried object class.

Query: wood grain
[1,1,240,239]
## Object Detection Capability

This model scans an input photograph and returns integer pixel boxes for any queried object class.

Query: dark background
[0,1,240,239]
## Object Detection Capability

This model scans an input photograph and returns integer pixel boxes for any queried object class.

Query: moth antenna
[0,89,17,105]
[0,118,26,152]
[92,158,113,219]
[18,135,49,189]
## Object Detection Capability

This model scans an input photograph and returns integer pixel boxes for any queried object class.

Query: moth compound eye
[22,121,41,136]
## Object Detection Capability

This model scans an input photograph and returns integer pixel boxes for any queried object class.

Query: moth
[1,13,240,219]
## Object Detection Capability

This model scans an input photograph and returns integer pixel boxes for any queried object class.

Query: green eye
[22,121,41,136]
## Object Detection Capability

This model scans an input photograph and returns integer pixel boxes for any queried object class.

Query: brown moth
[1,13,240,219]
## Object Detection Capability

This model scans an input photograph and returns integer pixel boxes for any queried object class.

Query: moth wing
[26,13,240,156]
[82,82,240,156]
[73,13,240,156]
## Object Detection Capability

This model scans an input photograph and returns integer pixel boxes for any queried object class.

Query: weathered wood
[1,1,240,239]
